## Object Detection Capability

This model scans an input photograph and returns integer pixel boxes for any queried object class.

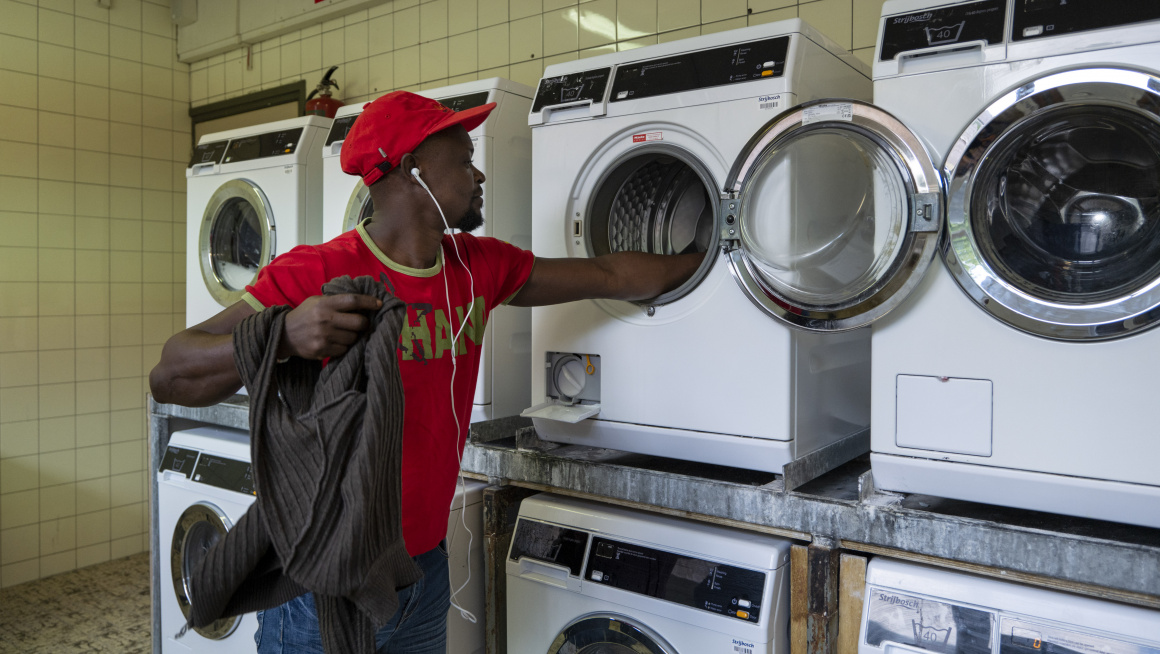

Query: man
[150,91,701,653]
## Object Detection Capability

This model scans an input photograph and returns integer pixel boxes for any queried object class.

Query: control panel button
[591,570,603,581]
[738,599,752,608]
[1023,25,1044,37]
[736,610,750,619]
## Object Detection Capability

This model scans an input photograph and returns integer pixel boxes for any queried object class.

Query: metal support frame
[481,483,538,654]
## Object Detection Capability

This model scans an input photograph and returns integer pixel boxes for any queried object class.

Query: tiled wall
[0,0,189,587]
[190,0,888,108]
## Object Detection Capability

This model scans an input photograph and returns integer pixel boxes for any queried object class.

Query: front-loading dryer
[321,78,535,422]
[525,21,948,477]
[866,0,1160,527]
[506,493,792,654]
[858,558,1160,654]
[185,116,331,328]
[157,426,256,653]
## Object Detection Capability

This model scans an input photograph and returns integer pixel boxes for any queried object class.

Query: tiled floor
[0,552,150,653]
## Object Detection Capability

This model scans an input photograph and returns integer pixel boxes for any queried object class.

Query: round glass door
[724,100,942,331]
[547,615,675,654]
[585,145,719,306]
[199,179,274,307]
[342,183,375,233]
[170,502,239,640]
[943,68,1160,341]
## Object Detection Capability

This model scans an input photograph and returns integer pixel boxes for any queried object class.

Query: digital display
[864,587,993,654]
[1012,0,1160,41]
[879,0,1006,61]
[532,68,611,113]
[508,519,590,576]
[159,446,199,477]
[999,617,1160,654]
[439,91,491,112]
[191,454,256,496]
[325,115,359,146]
[609,36,789,103]
[583,537,766,622]
[223,128,304,163]
[189,140,228,167]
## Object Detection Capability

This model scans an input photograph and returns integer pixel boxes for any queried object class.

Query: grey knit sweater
[185,274,422,653]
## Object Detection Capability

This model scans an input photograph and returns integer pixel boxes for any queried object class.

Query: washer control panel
[584,536,767,622]
[1012,0,1160,41]
[609,36,789,103]
[508,518,590,576]
[189,140,229,167]
[223,127,305,163]
[880,0,1005,61]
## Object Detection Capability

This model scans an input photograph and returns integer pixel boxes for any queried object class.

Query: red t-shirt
[243,222,535,556]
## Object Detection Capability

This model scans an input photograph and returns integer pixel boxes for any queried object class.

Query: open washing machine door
[721,99,943,332]
[169,502,240,639]
[198,179,275,307]
[547,614,677,654]
[942,68,1160,341]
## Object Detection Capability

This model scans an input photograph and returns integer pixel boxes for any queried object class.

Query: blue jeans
[255,541,451,654]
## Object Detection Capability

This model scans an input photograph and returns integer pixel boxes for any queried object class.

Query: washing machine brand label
[865,586,993,654]
[758,94,782,110]
[733,637,756,653]
[999,617,1160,654]
[802,103,853,126]
[894,12,932,23]
[632,131,663,143]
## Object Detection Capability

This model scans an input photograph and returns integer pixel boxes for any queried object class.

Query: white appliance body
[858,558,1160,654]
[506,493,792,654]
[321,78,534,423]
[868,0,1160,527]
[157,427,257,654]
[446,478,487,654]
[185,116,330,328]
[528,21,881,473]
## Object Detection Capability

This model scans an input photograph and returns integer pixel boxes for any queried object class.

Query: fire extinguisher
[306,66,344,118]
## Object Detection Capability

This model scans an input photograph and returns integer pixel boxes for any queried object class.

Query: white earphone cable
[412,167,477,625]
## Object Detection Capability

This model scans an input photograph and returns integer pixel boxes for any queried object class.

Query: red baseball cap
[340,90,496,186]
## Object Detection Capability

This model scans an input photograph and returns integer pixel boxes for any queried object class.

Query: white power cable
[412,168,478,625]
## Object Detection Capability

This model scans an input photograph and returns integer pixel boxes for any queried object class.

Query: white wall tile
[261,46,281,84]
[39,43,75,81]
[0,35,39,74]
[800,0,852,49]
[578,0,615,50]
[322,27,344,68]
[344,56,370,98]
[853,0,885,49]
[38,8,74,48]
[109,26,142,62]
[702,0,746,23]
[509,15,542,64]
[702,15,747,34]
[476,23,508,70]
[110,59,143,94]
[420,39,448,82]
[749,7,797,26]
[510,0,541,21]
[658,0,699,32]
[0,70,37,109]
[345,21,368,61]
[448,0,477,35]
[447,32,477,77]
[618,0,656,40]
[393,44,420,88]
[543,7,578,57]
[508,58,542,89]
[394,6,420,48]
[368,15,394,56]
[420,0,448,42]
[477,0,506,28]
[0,0,39,40]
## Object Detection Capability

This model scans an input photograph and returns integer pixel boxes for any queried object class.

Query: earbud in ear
[410,167,421,178]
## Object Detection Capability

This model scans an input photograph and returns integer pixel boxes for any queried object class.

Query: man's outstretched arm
[149,294,383,407]
[508,252,705,307]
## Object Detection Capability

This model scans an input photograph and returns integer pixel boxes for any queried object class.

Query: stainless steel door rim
[943,68,1160,341]
[198,179,275,307]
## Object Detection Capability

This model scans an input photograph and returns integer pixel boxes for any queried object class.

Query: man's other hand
[279,294,384,360]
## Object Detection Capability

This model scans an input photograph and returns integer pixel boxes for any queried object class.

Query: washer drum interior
[586,148,719,306]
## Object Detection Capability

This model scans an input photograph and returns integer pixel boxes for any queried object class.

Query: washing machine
[157,426,257,653]
[859,558,1160,654]
[524,20,949,476]
[321,78,535,422]
[506,493,792,654]
[446,477,488,654]
[866,0,1160,527]
[185,116,331,328]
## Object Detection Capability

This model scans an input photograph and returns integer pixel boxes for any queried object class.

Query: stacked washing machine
[864,0,1160,528]
[155,428,488,653]
[506,493,792,654]
[321,78,535,422]
[525,20,935,476]
[858,558,1160,654]
[185,116,332,327]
